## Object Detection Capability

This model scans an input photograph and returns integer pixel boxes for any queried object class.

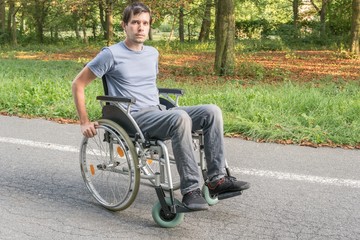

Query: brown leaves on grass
[247,51,360,82]
[11,49,359,83]
[159,50,360,83]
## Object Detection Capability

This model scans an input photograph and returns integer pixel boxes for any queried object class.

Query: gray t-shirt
[87,41,159,111]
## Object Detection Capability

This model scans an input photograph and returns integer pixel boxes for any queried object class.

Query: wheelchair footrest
[217,190,242,200]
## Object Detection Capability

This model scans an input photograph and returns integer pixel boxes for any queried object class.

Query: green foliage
[328,0,352,36]
[148,39,216,52]
[235,19,272,39]
[0,0,355,51]
[0,59,86,119]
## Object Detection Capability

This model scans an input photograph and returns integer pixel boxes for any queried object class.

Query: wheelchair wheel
[202,184,219,206]
[152,197,184,228]
[80,119,140,211]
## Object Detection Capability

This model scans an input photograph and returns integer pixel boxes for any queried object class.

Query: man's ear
[121,22,126,32]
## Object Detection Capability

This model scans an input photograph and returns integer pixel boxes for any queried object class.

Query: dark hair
[122,2,152,25]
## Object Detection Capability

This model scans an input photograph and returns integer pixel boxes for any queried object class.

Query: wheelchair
[78,76,240,228]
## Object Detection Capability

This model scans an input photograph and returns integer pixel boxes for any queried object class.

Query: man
[72,2,249,211]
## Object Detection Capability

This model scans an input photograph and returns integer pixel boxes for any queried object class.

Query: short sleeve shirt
[87,41,160,111]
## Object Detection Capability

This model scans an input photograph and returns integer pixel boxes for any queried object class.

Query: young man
[72,2,249,211]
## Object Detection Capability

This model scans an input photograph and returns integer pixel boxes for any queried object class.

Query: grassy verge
[162,80,360,147]
[0,56,359,148]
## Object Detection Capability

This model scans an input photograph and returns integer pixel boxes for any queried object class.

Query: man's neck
[124,39,144,51]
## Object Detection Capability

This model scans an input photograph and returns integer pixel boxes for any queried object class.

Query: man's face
[123,12,150,44]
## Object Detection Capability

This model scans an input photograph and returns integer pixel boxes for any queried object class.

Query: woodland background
[0,0,359,53]
[0,0,359,148]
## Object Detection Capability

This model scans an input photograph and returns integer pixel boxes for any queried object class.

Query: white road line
[2,136,360,189]
[0,136,80,153]
[231,167,360,189]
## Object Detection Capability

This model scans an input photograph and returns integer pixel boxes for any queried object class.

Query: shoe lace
[193,188,202,196]
[187,188,202,198]
[225,176,237,182]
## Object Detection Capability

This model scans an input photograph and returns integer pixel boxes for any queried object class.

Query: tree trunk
[92,22,97,38]
[75,24,80,39]
[80,1,88,44]
[188,23,191,41]
[293,0,300,38]
[199,0,213,42]
[54,26,59,40]
[8,0,17,45]
[168,15,176,41]
[148,28,153,40]
[19,11,25,36]
[0,0,5,33]
[82,22,88,44]
[106,0,113,46]
[320,0,328,38]
[351,0,360,54]
[7,0,12,35]
[179,6,185,42]
[11,9,17,45]
[99,1,106,39]
[214,0,235,76]
[310,0,329,38]
[34,0,46,43]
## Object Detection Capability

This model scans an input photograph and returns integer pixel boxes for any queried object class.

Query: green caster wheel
[202,184,219,206]
[152,197,184,228]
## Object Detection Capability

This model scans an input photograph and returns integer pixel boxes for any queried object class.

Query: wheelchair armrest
[158,88,184,96]
[96,95,136,103]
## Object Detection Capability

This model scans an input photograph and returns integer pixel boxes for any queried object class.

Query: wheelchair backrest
[100,75,181,139]
[102,104,138,137]
[101,75,178,110]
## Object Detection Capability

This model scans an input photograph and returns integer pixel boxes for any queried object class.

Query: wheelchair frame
[79,76,239,227]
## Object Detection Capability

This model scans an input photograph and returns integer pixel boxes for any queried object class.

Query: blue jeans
[132,104,226,195]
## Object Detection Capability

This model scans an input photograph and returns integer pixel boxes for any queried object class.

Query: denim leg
[132,109,201,195]
[173,104,226,181]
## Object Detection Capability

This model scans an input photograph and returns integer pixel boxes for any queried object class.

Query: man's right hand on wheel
[81,121,99,138]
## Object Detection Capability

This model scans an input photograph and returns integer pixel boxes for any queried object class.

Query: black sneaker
[182,188,209,211]
[208,176,250,196]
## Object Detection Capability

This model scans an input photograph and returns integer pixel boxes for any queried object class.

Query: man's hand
[81,121,99,138]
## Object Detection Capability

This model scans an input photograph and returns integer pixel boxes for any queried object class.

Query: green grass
[0,58,359,147]
[158,79,360,146]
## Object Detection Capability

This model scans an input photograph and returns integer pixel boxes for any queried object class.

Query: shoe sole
[209,183,250,196]
[183,203,209,211]
[217,190,243,200]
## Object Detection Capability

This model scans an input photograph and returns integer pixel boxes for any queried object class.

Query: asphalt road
[0,115,359,240]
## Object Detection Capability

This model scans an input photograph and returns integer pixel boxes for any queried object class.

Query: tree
[30,0,52,43]
[67,0,88,42]
[0,0,5,34]
[7,0,20,45]
[98,0,114,44]
[179,5,185,42]
[292,0,300,38]
[198,0,213,42]
[214,0,235,75]
[310,0,330,38]
[350,0,360,54]
[105,0,114,45]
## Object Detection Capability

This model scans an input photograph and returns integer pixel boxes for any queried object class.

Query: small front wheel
[202,184,219,206]
[152,198,184,228]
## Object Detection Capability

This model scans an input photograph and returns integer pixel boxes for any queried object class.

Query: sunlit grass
[157,79,360,146]
[0,55,359,147]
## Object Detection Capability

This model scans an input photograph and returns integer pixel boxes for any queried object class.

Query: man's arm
[72,66,98,138]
